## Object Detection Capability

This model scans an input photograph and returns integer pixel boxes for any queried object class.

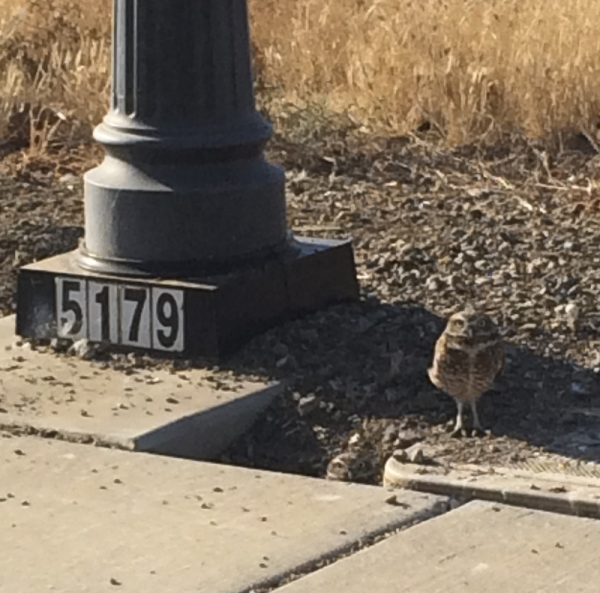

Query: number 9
[156,292,179,349]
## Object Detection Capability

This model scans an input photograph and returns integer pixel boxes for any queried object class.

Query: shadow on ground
[217,298,600,484]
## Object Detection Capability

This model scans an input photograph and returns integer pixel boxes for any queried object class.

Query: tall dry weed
[250,0,600,143]
[1,0,600,149]
[0,0,111,140]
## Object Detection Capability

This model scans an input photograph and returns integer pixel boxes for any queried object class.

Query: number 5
[56,278,87,339]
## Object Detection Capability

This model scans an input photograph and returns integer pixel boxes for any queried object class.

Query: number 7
[123,288,147,342]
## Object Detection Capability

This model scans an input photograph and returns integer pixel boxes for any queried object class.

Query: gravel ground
[3,130,600,484]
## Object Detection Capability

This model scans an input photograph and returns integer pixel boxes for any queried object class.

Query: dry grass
[2,0,600,150]
[253,0,600,143]
[0,0,110,133]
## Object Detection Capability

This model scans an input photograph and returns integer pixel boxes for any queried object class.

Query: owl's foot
[450,427,468,438]
[450,427,484,438]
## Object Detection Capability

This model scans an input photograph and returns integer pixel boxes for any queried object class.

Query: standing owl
[428,309,505,437]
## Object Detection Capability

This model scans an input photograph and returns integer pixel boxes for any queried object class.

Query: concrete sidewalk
[2,399,600,593]
[279,500,600,593]
[2,433,600,592]
[0,315,281,458]
[0,435,445,593]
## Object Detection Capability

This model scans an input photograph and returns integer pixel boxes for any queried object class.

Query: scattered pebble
[565,303,580,332]
[297,394,319,417]
[69,339,97,361]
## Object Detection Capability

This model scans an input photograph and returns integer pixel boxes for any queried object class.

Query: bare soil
[3,128,600,484]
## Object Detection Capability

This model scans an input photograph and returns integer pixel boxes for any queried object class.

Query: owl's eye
[476,318,487,329]
[453,318,465,328]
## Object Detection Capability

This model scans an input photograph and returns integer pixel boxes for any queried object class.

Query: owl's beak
[465,326,474,338]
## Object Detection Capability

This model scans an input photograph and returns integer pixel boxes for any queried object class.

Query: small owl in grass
[428,309,505,437]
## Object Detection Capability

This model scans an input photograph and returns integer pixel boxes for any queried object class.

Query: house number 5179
[55,277,184,352]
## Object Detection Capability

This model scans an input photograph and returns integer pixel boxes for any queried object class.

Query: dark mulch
[2,128,600,484]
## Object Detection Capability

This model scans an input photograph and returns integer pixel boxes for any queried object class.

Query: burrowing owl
[428,309,504,437]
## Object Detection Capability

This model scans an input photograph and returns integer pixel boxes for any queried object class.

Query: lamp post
[16,0,358,357]
[81,0,288,276]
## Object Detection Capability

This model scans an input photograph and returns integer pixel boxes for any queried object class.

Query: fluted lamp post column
[15,0,358,357]
[81,0,287,275]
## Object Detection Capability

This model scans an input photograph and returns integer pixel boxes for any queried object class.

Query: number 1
[88,282,118,344]
[96,286,110,340]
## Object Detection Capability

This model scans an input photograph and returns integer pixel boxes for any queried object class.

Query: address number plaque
[55,277,184,352]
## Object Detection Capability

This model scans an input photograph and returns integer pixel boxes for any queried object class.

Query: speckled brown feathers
[429,310,504,435]
[430,331,504,402]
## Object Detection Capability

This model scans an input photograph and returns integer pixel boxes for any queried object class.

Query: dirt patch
[3,131,600,484]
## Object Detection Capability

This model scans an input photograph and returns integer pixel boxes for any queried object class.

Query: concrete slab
[384,456,600,518]
[278,500,600,593]
[0,435,446,593]
[0,316,281,458]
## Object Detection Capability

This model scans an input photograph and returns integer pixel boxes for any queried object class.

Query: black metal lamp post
[16,0,358,357]
[81,0,288,276]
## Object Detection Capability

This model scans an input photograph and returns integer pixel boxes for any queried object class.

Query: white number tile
[119,286,151,348]
[55,277,88,340]
[88,282,119,344]
[151,288,184,352]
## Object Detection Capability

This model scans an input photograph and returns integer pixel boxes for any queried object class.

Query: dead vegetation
[0,0,110,132]
[253,0,600,144]
[2,0,600,163]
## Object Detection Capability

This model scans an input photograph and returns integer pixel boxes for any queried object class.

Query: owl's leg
[450,399,466,437]
[470,400,484,436]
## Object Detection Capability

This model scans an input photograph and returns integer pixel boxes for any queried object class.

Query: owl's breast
[429,335,504,401]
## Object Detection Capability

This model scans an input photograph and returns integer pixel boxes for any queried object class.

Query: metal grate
[512,458,600,479]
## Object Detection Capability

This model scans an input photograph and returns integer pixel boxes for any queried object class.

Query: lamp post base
[16,237,359,358]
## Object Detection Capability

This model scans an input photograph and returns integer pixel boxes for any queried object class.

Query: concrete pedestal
[16,237,358,357]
